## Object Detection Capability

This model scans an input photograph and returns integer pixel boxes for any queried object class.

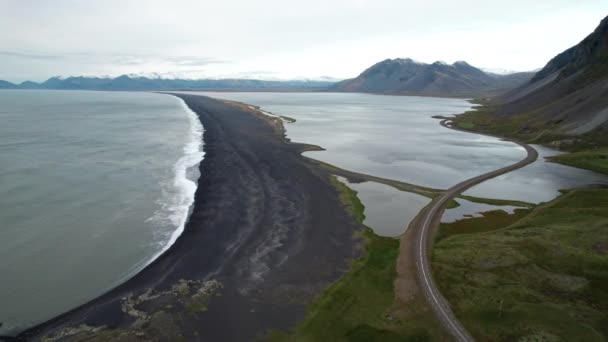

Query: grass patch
[330,176,366,224]
[445,199,460,209]
[432,189,608,341]
[452,102,608,151]
[458,195,534,208]
[548,148,608,175]
[275,228,406,342]
[280,115,297,123]
[307,157,440,198]
[456,121,474,130]
[270,177,439,341]
[451,105,536,141]
[435,208,532,243]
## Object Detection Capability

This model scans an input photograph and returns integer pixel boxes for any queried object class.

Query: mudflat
[15,95,362,341]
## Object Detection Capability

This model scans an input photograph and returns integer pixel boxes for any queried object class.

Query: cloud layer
[0,0,606,82]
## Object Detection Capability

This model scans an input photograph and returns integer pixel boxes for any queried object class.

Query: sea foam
[145,97,204,267]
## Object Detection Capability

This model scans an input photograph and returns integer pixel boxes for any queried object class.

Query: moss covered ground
[432,189,608,341]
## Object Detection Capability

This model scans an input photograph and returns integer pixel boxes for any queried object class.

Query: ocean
[0,90,203,335]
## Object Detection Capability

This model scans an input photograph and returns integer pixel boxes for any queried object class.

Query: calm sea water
[0,90,203,335]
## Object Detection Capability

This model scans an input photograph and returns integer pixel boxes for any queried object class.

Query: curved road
[412,119,538,341]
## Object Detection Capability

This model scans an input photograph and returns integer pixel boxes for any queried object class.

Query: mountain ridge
[495,14,608,136]
[0,75,335,91]
[331,58,534,97]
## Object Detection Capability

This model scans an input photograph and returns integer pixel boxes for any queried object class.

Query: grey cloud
[0,0,605,82]
[0,50,227,67]
[0,50,63,60]
[166,57,228,66]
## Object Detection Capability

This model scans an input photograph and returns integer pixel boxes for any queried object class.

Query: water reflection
[337,177,430,237]
[465,145,608,203]
[191,92,524,189]
[442,198,524,223]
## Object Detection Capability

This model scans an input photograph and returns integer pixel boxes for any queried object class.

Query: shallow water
[464,144,608,203]
[441,198,524,223]
[0,90,203,334]
[336,177,430,237]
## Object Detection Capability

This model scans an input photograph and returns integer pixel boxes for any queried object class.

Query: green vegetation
[457,195,533,208]
[272,227,409,342]
[280,115,296,123]
[331,176,366,224]
[549,148,608,175]
[451,105,561,146]
[445,198,460,209]
[432,189,608,341]
[270,177,441,341]
[453,103,608,151]
[456,121,475,130]
[434,208,532,243]
[453,105,518,135]
[306,157,440,198]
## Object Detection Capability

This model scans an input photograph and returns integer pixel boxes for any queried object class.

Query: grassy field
[270,177,440,341]
[452,104,608,151]
[452,105,537,142]
[432,189,608,341]
[434,208,532,243]
[549,148,608,175]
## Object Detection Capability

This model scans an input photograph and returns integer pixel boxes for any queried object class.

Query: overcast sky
[0,0,606,82]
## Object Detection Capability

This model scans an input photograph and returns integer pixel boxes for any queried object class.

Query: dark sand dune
[14,95,362,341]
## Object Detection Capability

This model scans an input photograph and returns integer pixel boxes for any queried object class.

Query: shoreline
[11,94,363,341]
[143,96,205,270]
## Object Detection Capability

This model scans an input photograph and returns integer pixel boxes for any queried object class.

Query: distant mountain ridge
[0,79,16,89]
[0,75,334,91]
[330,58,534,97]
[1,62,534,97]
[497,14,608,135]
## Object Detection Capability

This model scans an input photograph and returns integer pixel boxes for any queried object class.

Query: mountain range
[0,61,533,97]
[330,59,534,97]
[0,76,334,91]
[2,14,606,127]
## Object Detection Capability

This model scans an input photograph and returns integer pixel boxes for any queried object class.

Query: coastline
[4,93,554,341]
[144,96,205,269]
[11,94,363,341]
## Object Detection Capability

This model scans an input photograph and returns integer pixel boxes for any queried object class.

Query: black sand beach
[12,95,363,341]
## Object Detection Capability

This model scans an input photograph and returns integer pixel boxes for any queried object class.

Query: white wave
[145,97,204,267]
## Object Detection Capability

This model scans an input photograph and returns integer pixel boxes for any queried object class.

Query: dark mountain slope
[0,80,17,89]
[497,15,608,135]
[18,81,41,89]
